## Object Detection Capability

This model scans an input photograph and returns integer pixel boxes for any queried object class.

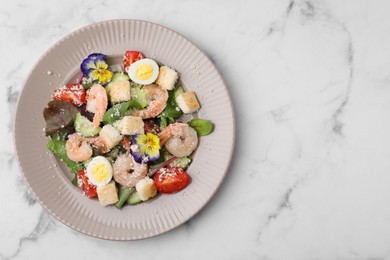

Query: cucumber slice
[105,84,111,99]
[74,112,101,137]
[111,71,130,82]
[170,157,192,169]
[127,191,142,205]
[173,85,184,99]
[162,152,192,169]
[129,85,148,109]
[162,151,173,161]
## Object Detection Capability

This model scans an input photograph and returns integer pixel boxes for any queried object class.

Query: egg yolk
[91,163,109,182]
[135,64,153,80]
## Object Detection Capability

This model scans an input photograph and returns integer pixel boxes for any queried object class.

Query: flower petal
[131,134,144,163]
[146,149,160,161]
[134,133,147,144]
[146,133,160,150]
[80,59,96,76]
[88,53,106,61]
[131,133,160,163]
[80,53,107,76]
[95,60,108,70]
[98,69,112,84]
[131,149,144,164]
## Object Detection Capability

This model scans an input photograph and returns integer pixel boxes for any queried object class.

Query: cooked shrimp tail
[85,136,110,153]
[132,84,168,119]
[86,84,108,128]
[158,123,198,157]
[113,153,148,187]
[159,127,172,146]
[65,133,93,162]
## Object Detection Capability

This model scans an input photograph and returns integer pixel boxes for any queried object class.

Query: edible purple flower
[80,53,112,84]
[131,133,161,164]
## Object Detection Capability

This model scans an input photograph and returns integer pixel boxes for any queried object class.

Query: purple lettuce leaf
[43,100,78,136]
[78,104,95,122]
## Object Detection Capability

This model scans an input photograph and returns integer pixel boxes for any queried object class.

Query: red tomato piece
[77,170,97,198]
[123,51,145,73]
[154,167,190,194]
[52,84,86,107]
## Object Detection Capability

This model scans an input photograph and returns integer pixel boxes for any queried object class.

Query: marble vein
[266,0,295,36]
[1,212,53,260]
[256,180,300,244]
[331,25,354,136]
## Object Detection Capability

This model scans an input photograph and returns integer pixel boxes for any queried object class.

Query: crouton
[113,116,144,135]
[97,181,119,206]
[135,177,157,201]
[99,124,123,149]
[108,81,131,103]
[176,91,200,114]
[155,66,178,90]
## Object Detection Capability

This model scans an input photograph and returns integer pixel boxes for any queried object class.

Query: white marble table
[2,0,390,259]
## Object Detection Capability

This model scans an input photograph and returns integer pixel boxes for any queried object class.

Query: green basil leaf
[158,85,183,120]
[160,116,168,128]
[102,101,130,124]
[188,118,213,136]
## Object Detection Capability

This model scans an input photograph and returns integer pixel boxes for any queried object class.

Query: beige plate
[13,20,235,240]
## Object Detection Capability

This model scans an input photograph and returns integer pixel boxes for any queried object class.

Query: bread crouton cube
[176,92,200,114]
[99,125,123,149]
[136,177,157,201]
[155,66,178,90]
[108,81,131,103]
[113,116,144,135]
[97,181,118,206]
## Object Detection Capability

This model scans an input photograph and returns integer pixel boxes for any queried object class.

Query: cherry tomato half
[123,50,145,73]
[52,84,86,107]
[154,167,190,194]
[77,170,97,198]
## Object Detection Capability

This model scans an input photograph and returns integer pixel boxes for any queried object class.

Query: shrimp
[66,133,93,162]
[85,136,110,153]
[121,136,131,153]
[132,84,168,119]
[113,153,148,187]
[86,83,108,128]
[158,123,198,157]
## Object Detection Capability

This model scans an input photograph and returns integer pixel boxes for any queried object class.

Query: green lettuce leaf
[46,137,83,185]
[158,85,184,127]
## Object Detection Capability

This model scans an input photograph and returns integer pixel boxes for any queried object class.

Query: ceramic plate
[14,20,235,240]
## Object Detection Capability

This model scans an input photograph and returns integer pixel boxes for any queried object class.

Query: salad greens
[46,131,83,185]
[43,100,78,136]
[158,85,184,128]
[188,118,214,136]
[43,51,214,209]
